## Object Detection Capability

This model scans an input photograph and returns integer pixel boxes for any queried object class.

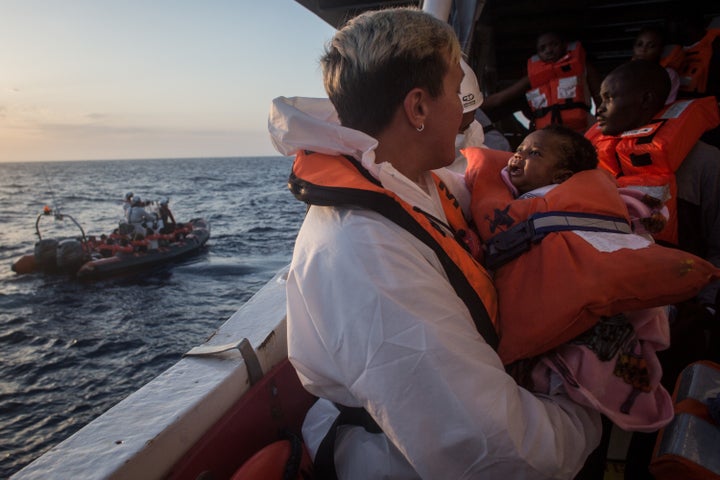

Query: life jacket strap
[313,404,382,480]
[484,212,631,270]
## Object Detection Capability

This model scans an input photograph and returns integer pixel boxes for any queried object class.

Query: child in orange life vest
[632,26,681,104]
[481,31,602,134]
[464,124,718,432]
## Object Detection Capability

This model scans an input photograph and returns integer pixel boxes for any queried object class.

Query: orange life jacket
[586,96,720,244]
[660,44,686,71]
[526,41,592,132]
[678,28,720,94]
[464,147,720,365]
[289,151,499,348]
[98,243,134,255]
[231,438,314,480]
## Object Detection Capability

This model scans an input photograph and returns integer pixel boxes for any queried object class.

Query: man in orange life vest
[482,31,602,134]
[587,58,720,479]
[586,60,720,398]
[587,59,720,318]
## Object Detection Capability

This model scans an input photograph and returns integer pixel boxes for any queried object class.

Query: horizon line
[0,154,294,164]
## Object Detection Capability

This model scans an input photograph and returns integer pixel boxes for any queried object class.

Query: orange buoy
[12,255,37,274]
[231,439,313,480]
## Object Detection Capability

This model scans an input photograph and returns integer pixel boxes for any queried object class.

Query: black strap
[291,154,501,478]
[484,212,631,270]
[283,430,306,480]
[289,154,498,350]
[313,405,382,480]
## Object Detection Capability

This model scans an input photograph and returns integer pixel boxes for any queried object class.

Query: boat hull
[166,357,316,479]
[11,266,306,480]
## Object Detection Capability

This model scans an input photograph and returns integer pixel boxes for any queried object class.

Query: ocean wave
[0,157,297,477]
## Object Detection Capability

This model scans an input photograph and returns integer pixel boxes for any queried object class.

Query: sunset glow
[0,0,335,162]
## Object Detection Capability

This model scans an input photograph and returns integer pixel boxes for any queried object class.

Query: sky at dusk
[0,0,337,162]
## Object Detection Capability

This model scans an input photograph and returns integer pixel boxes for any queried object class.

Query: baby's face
[507,130,566,194]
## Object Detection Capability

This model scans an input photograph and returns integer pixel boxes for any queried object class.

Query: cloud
[85,112,109,120]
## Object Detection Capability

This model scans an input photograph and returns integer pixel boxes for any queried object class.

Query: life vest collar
[290,151,499,349]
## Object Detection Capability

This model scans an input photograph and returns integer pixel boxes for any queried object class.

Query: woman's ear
[403,87,427,131]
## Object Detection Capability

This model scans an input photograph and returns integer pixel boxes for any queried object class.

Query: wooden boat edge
[11,266,292,480]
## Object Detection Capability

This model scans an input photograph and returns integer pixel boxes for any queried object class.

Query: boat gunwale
[11,266,292,480]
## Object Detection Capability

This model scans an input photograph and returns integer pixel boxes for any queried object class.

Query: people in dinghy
[125,196,154,236]
[122,191,134,221]
[158,197,177,234]
[270,7,601,479]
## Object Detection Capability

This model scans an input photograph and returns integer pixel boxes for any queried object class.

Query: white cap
[460,59,483,113]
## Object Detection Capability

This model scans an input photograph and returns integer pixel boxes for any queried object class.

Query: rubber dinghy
[11,208,210,280]
[76,218,210,280]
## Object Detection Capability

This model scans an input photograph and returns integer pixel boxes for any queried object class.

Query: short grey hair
[321,7,461,136]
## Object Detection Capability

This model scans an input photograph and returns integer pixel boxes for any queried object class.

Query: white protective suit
[269,96,601,480]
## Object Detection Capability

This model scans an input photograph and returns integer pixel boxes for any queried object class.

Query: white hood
[269,95,470,220]
[268,96,380,176]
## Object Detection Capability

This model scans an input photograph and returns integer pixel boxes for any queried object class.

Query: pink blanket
[529,307,673,432]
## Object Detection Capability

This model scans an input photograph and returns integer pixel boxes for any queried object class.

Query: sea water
[0,156,305,477]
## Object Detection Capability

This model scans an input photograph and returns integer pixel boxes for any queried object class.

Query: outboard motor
[56,239,87,272]
[34,238,59,272]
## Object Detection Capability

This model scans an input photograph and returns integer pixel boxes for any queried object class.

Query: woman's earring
[416,123,425,132]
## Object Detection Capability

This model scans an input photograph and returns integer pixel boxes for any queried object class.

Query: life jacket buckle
[484,220,542,270]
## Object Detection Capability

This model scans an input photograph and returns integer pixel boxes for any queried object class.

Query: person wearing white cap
[450,60,510,173]
[122,191,134,222]
[476,107,512,152]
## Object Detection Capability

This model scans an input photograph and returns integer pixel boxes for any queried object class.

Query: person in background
[122,191,134,222]
[673,11,720,148]
[482,31,602,134]
[269,7,600,479]
[632,25,681,104]
[450,59,511,174]
[673,11,720,100]
[588,59,720,313]
[127,196,151,235]
[448,58,487,173]
[475,107,511,151]
[586,59,720,478]
[158,197,176,234]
